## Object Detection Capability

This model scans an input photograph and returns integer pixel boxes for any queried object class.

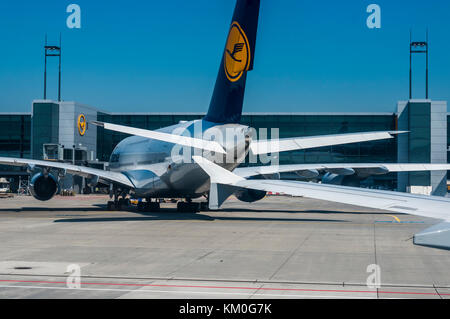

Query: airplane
[1,0,450,248]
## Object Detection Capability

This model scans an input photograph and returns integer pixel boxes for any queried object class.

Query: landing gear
[107,185,131,211]
[199,202,209,211]
[199,194,209,211]
[107,196,130,211]
[177,201,199,213]
[107,201,115,211]
[146,202,160,212]
[137,199,160,212]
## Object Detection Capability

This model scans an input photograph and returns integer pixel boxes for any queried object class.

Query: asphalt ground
[0,195,448,299]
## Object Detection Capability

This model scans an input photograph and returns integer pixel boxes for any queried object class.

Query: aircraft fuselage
[108,119,252,199]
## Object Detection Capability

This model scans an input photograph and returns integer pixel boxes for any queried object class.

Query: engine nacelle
[234,188,267,203]
[321,173,361,187]
[30,173,59,201]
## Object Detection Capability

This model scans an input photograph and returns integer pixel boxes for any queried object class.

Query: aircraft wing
[234,163,450,178]
[92,121,226,154]
[249,131,406,155]
[193,156,450,221]
[195,156,450,249]
[0,157,134,188]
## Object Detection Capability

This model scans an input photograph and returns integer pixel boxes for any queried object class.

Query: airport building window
[408,103,432,186]
[32,102,59,160]
[93,113,398,187]
[0,114,31,160]
[63,149,73,161]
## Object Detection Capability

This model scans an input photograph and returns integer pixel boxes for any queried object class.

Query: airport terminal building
[0,99,448,194]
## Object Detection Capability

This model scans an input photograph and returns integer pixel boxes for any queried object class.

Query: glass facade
[32,102,60,160]
[241,114,397,165]
[0,114,31,159]
[96,113,398,166]
[1,110,449,190]
[96,113,204,162]
[0,113,31,180]
[408,103,431,186]
[448,115,450,163]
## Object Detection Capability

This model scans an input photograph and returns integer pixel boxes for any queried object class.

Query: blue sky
[1,0,450,113]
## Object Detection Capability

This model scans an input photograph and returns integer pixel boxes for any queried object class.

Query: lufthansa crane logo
[77,114,87,136]
[224,21,250,82]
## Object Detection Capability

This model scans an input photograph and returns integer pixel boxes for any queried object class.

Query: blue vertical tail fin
[204,0,260,124]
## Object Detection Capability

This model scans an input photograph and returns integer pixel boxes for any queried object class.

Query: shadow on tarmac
[0,204,391,223]
[53,215,348,223]
[0,202,395,222]
[0,207,105,213]
[219,208,397,215]
[50,206,349,223]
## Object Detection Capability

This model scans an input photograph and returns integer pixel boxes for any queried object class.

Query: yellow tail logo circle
[224,21,250,82]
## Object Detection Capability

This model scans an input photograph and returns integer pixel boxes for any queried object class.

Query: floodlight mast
[43,34,62,101]
[409,29,429,100]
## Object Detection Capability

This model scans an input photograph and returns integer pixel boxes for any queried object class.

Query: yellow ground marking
[385,215,401,223]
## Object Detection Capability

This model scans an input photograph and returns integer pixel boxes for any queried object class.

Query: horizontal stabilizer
[92,121,226,154]
[250,131,407,155]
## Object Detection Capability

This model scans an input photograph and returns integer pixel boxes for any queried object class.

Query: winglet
[193,156,244,210]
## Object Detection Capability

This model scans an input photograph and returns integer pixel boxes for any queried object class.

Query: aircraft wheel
[118,198,129,209]
[107,201,115,211]
[177,202,199,213]
[191,203,200,213]
[199,202,209,211]
[145,202,160,212]
[137,202,145,212]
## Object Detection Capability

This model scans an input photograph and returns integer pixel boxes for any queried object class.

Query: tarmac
[0,194,449,299]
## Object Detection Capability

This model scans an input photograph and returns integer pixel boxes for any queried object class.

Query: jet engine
[30,173,59,201]
[234,188,267,203]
